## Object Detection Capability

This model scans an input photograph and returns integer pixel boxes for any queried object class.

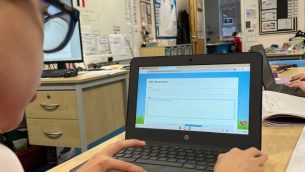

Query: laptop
[250,44,305,97]
[70,53,262,172]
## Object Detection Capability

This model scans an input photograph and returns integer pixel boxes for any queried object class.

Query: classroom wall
[241,0,305,51]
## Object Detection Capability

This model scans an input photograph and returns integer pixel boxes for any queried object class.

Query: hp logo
[184,135,189,140]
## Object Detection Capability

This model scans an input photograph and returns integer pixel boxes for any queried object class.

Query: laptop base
[276,84,305,97]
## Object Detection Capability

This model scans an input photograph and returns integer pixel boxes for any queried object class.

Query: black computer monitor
[43,0,83,69]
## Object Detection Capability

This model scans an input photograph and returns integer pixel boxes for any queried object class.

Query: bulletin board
[75,0,135,63]
[259,0,298,35]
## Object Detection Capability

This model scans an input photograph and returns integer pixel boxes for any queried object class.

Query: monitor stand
[57,62,67,70]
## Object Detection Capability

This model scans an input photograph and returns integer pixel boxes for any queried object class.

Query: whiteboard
[74,0,134,64]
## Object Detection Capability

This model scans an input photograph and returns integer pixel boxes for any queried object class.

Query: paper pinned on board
[108,34,133,55]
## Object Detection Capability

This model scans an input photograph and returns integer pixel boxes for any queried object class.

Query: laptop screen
[135,64,251,135]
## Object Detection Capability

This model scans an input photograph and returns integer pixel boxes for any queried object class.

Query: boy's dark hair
[232,32,238,37]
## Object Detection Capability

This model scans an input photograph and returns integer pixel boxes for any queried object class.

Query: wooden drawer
[27,119,80,148]
[26,91,78,119]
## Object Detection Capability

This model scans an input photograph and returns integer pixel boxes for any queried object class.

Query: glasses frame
[43,0,80,53]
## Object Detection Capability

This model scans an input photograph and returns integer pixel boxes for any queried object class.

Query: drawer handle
[40,104,60,111]
[43,131,63,139]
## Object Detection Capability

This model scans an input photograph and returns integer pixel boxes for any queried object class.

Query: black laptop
[250,44,305,97]
[112,53,262,172]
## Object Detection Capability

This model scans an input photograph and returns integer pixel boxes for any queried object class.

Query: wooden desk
[267,52,304,60]
[279,67,305,77]
[49,68,305,172]
[26,70,128,152]
[49,126,303,172]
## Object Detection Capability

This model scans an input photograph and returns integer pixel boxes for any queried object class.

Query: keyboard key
[114,153,124,157]
[167,158,177,162]
[186,156,195,160]
[143,149,150,153]
[151,150,159,153]
[183,163,196,169]
[124,151,133,154]
[118,150,125,154]
[187,153,195,157]
[160,147,168,151]
[197,161,207,166]
[118,157,136,162]
[158,157,168,161]
[160,150,169,154]
[207,167,214,171]
[134,148,143,152]
[141,152,149,156]
[140,155,150,159]
[149,157,158,160]
[177,152,186,155]
[132,155,141,159]
[132,151,141,155]
[207,155,217,159]
[177,159,187,163]
[126,148,135,151]
[186,149,195,153]
[167,155,176,158]
[149,153,158,157]
[136,159,183,167]
[206,159,215,163]
[168,151,177,155]
[159,154,167,157]
[196,154,206,158]
[169,148,176,151]
[196,165,207,170]
[177,148,185,152]
[123,154,132,158]
[187,160,197,164]
[177,155,185,159]
[151,146,160,150]
[196,158,205,161]
[208,162,215,167]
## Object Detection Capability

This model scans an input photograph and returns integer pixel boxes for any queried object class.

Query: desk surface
[41,70,128,84]
[49,68,305,172]
[279,67,305,78]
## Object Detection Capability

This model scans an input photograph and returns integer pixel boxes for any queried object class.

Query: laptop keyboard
[114,143,223,171]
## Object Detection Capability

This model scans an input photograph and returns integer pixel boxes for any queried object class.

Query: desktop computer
[42,0,83,77]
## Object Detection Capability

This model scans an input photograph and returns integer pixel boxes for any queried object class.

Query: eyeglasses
[42,0,80,53]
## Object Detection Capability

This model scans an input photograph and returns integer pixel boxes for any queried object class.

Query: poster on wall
[262,21,277,32]
[261,10,277,21]
[278,18,293,30]
[154,0,177,38]
[261,0,277,10]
